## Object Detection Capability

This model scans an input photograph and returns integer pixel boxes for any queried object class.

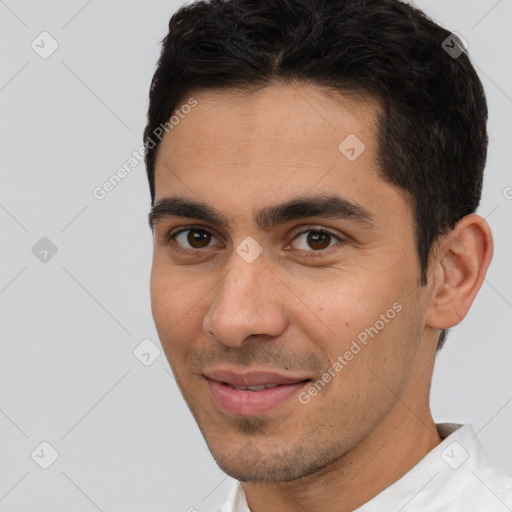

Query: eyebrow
[148,194,375,231]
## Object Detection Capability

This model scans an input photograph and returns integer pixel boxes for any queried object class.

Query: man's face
[150,82,432,482]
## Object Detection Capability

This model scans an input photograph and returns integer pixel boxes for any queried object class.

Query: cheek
[150,255,203,317]
[293,272,413,366]
[150,268,173,328]
[149,266,204,354]
[290,274,380,345]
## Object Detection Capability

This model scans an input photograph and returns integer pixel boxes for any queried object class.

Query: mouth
[203,369,312,416]
[221,382,287,391]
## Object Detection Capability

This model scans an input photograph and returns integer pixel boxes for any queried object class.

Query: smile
[203,369,311,416]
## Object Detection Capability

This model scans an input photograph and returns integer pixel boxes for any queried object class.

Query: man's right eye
[166,226,222,252]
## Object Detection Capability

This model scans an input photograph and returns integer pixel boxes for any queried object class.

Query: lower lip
[206,379,309,416]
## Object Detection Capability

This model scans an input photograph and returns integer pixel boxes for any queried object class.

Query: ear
[425,214,493,330]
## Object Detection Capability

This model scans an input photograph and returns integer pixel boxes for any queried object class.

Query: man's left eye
[290,229,343,251]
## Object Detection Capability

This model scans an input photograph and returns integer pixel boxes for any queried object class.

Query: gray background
[0,1,511,510]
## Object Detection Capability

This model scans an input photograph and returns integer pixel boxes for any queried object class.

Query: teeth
[229,384,280,391]
[242,385,266,391]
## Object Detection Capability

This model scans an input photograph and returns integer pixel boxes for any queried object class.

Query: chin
[206,434,342,483]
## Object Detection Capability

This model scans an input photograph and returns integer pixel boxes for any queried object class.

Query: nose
[202,250,288,347]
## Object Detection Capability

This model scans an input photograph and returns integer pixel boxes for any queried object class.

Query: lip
[203,368,311,416]
[204,369,311,387]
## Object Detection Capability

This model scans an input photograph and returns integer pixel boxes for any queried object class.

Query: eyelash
[165,224,345,259]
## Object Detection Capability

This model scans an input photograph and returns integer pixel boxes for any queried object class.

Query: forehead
[152,81,406,224]
[158,81,380,160]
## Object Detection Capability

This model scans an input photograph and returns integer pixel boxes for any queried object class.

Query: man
[144,0,512,510]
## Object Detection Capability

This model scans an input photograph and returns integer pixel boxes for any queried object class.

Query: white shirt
[215,423,512,511]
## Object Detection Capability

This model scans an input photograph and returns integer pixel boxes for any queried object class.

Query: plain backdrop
[0,1,511,510]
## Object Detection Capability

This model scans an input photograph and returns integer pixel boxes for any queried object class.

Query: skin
[149,80,493,512]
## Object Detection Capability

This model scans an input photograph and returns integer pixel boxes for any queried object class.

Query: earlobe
[425,214,494,330]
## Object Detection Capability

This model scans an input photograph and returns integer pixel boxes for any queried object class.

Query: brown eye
[306,231,331,250]
[169,228,219,251]
[187,230,211,248]
[291,229,341,252]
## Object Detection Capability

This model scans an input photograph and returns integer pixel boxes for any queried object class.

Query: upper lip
[203,368,311,387]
